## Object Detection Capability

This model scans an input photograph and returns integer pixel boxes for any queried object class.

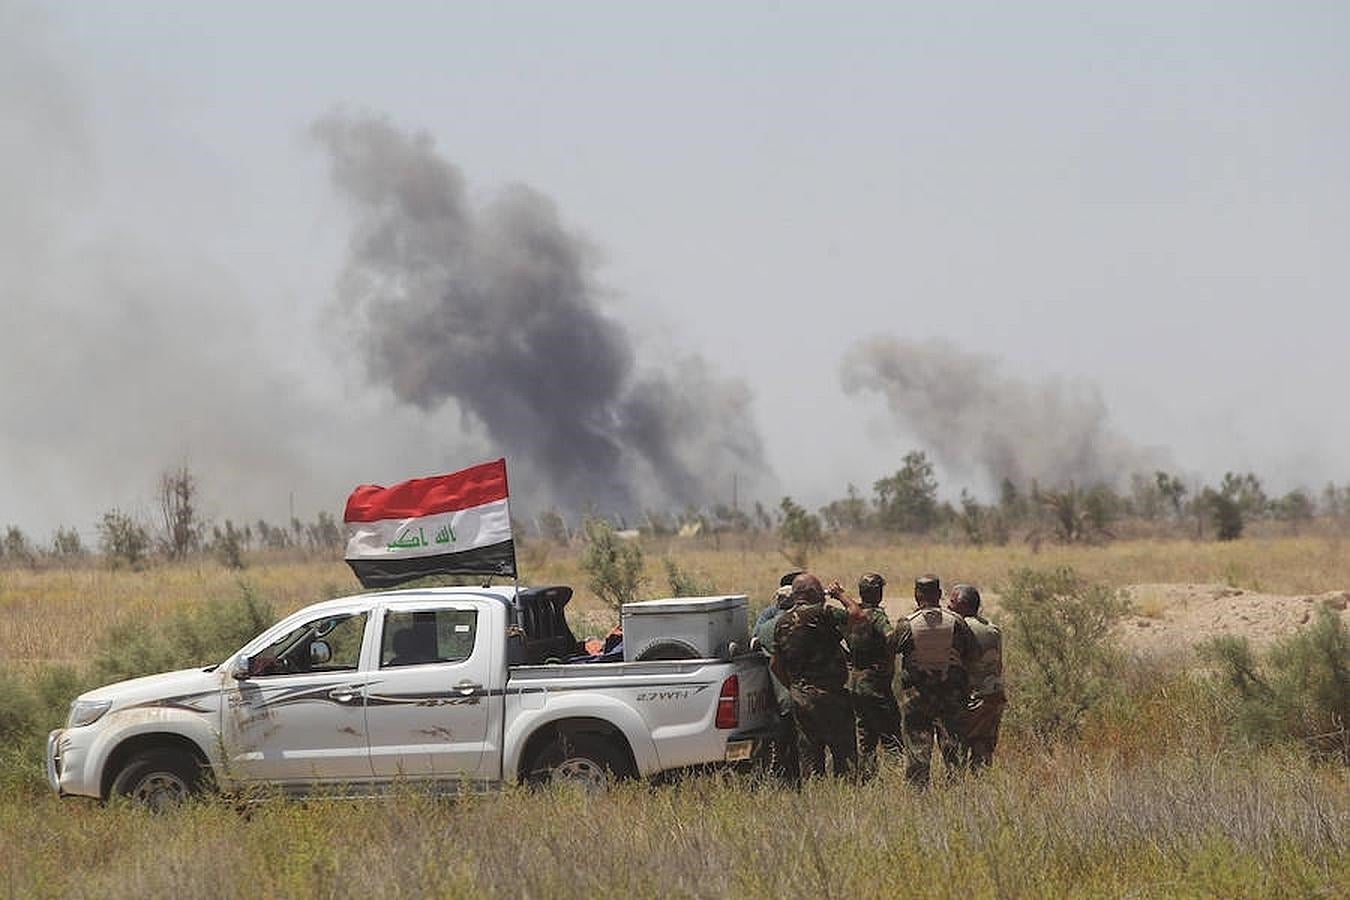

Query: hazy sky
[3,0,1348,540]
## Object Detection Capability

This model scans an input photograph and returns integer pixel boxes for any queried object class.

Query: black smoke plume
[313,111,767,517]
[841,336,1163,489]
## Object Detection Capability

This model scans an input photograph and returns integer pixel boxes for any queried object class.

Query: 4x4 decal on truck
[365,691,483,707]
[635,684,712,702]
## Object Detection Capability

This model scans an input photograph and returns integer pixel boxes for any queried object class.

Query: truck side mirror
[233,654,256,680]
[309,640,332,667]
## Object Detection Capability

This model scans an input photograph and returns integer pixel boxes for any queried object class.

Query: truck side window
[381,609,478,668]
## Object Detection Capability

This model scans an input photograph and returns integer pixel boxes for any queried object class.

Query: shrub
[49,526,85,560]
[663,558,717,596]
[98,508,150,570]
[92,581,276,683]
[212,519,247,570]
[1199,607,1349,762]
[579,519,644,610]
[0,664,90,795]
[0,669,41,745]
[2,525,36,569]
[1000,566,1131,740]
[777,497,824,567]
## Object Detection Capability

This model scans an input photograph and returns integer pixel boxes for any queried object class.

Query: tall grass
[1,751,1344,898]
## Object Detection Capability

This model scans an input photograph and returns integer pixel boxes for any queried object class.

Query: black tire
[526,734,629,791]
[110,749,203,811]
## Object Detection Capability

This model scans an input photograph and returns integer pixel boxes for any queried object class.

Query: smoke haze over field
[842,337,1165,490]
[3,1,1349,539]
[313,112,769,516]
[0,5,477,539]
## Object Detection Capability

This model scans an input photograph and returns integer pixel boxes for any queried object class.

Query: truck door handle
[454,679,481,696]
[329,687,360,704]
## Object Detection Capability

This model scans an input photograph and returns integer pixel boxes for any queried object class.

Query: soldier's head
[914,575,942,608]
[779,570,805,588]
[789,572,826,605]
[948,583,981,616]
[858,572,886,607]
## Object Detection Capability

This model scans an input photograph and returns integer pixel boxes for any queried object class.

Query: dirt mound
[1116,583,1350,656]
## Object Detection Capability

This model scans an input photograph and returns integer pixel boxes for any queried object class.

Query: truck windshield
[252,612,368,675]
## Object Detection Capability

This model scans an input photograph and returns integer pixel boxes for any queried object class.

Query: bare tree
[158,463,203,560]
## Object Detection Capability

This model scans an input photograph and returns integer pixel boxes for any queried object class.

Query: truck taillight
[715,674,739,729]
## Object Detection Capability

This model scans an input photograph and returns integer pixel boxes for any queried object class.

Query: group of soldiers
[750,569,1005,785]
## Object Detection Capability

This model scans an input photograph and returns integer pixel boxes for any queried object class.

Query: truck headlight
[68,699,112,727]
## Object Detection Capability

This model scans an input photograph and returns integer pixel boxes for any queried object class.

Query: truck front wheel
[527,734,629,791]
[110,749,203,810]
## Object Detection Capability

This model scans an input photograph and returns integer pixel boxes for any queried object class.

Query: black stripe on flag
[346,539,517,589]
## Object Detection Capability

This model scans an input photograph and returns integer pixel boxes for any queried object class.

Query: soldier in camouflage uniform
[750,575,801,784]
[891,575,979,787]
[948,584,1005,771]
[770,573,863,780]
[831,573,902,780]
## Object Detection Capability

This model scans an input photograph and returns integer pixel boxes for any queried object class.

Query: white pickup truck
[46,585,774,808]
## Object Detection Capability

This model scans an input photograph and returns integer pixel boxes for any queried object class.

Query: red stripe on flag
[343,459,509,523]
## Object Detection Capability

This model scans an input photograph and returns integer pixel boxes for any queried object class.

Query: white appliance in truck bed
[621,595,749,661]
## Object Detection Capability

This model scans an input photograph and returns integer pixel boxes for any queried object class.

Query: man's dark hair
[790,572,825,605]
[952,583,981,613]
[915,575,942,605]
[858,572,886,605]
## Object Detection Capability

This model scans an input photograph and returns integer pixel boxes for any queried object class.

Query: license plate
[724,739,753,762]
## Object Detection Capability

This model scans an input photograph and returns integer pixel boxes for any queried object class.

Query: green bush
[1000,566,1131,740]
[0,664,92,795]
[663,558,717,596]
[92,581,275,683]
[1199,607,1349,762]
[579,520,645,609]
[97,509,151,570]
[777,497,824,567]
[0,669,41,744]
[212,519,247,570]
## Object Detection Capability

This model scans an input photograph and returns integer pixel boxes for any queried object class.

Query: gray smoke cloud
[313,111,768,517]
[841,336,1164,490]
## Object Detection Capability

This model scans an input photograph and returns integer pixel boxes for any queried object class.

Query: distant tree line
[0,462,345,573]
[2,451,1346,572]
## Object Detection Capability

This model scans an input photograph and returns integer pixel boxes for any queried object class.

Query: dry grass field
[5,533,1350,668]
[2,535,1348,898]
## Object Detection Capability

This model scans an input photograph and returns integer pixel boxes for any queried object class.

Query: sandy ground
[972,582,1350,658]
[1114,583,1350,656]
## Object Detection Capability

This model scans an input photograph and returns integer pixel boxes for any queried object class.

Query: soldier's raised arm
[825,580,866,624]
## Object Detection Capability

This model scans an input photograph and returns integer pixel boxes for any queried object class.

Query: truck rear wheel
[110,748,203,811]
[527,734,629,791]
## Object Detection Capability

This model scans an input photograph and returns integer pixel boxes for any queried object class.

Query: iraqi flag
[343,458,517,589]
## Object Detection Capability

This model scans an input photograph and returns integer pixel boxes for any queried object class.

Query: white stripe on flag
[345,498,511,560]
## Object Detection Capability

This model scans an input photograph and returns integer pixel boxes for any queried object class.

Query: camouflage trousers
[954,691,1006,771]
[900,689,968,787]
[850,684,902,780]
[790,685,857,780]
